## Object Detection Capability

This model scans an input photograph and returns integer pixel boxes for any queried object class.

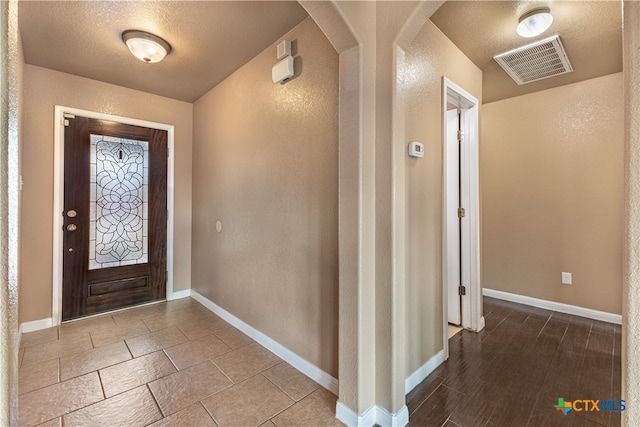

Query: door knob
[67,224,77,231]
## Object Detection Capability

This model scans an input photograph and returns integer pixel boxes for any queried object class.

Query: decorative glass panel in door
[89,135,149,269]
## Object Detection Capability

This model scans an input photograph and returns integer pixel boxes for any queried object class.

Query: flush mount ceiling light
[122,30,172,63]
[517,7,553,38]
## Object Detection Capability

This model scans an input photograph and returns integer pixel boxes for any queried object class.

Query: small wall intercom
[272,56,294,84]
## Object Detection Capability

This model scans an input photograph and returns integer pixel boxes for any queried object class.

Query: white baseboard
[168,289,191,300]
[479,315,486,330]
[19,318,54,335]
[405,349,446,394]
[336,403,376,427]
[483,288,622,325]
[378,405,409,427]
[20,318,54,334]
[336,402,409,427]
[190,290,338,395]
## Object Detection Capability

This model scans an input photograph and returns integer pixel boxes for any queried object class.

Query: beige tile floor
[446,324,462,340]
[18,298,343,427]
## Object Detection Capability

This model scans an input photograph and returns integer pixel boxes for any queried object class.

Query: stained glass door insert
[89,135,149,269]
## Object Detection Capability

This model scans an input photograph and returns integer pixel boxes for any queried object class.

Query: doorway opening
[441,77,484,356]
[52,106,176,325]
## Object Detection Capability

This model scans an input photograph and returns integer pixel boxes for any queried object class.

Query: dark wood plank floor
[407,296,621,427]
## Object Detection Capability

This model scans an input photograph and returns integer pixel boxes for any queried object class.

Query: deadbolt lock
[67,224,77,232]
[67,210,77,218]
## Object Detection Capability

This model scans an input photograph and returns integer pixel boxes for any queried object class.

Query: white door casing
[52,106,176,326]
[441,77,484,356]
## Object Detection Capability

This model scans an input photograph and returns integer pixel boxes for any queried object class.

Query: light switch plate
[277,40,292,60]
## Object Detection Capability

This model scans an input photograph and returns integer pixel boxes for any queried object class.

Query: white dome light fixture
[517,7,553,38]
[122,30,172,63]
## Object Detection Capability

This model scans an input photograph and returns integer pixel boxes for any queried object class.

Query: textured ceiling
[430,1,622,104]
[18,1,309,102]
[19,1,622,105]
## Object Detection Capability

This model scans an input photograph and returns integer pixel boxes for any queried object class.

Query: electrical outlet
[561,272,572,285]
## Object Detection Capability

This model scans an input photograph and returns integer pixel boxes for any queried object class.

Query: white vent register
[494,35,573,85]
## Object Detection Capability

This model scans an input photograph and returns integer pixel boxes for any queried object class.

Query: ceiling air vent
[494,35,573,85]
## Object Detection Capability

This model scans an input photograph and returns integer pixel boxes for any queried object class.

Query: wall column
[303,2,440,425]
[0,0,21,424]
[623,1,640,426]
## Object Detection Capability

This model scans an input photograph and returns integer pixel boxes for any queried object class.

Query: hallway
[17,298,342,427]
[408,297,621,427]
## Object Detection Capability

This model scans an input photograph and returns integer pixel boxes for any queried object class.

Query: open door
[442,77,484,348]
[445,108,462,325]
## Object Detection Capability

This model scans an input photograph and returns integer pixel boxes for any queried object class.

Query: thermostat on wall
[408,141,424,158]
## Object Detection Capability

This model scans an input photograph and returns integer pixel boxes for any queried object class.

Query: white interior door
[442,77,484,341]
[445,108,461,325]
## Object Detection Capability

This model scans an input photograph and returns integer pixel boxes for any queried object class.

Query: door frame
[52,106,175,326]
[441,78,484,354]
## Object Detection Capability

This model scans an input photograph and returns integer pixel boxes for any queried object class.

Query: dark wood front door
[62,116,167,320]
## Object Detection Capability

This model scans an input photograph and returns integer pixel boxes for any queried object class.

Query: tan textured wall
[20,65,193,323]
[10,12,24,425]
[482,73,623,315]
[404,20,482,375]
[191,17,339,376]
[316,0,377,412]
[623,2,640,425]
[1,0,22,423]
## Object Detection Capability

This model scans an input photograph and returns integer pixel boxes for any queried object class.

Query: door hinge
[458,285,466,296]
[458,207,466,218]
[457,130,465,141]
[63,113,75,127]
